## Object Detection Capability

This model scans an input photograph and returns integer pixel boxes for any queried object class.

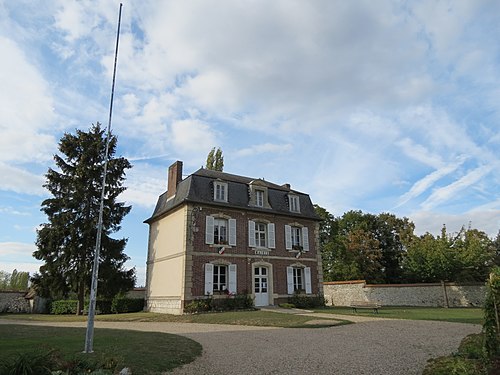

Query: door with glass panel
[254,266,269,306]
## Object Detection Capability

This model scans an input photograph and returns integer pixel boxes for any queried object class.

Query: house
[144,161,323,314]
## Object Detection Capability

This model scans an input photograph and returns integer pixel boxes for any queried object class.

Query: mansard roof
[145,167,321,223]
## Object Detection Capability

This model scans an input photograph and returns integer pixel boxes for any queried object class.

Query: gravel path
[1,318,480,375]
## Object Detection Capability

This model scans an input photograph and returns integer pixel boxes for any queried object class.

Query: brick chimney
[167,161,183,199]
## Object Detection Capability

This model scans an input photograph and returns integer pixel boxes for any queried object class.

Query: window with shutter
[228,264,237,293]
[302,227,309,251]
[205,216,214,244]
[214,218,228,245]
[286,266,294,294]
[228,219,236,246]
[248,220,256,247]
[212,265,227,291]
[255,222,267,247]
[304,267,312,294]
[285,225,292,250]
[204,263,214,295]
[267,223,275,248]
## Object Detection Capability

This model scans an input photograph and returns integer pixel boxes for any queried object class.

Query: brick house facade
[144,161,323,314]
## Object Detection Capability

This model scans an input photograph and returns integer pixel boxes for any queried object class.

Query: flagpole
[84,2,123,354]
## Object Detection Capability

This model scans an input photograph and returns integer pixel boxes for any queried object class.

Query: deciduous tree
[206,147,224,171]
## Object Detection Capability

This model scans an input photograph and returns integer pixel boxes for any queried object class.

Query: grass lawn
[0,324,201,374]
[313,306,483,324]
[0,310,348,328]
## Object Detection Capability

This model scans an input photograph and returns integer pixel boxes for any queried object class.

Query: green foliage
[111,295,144,314]
[423,355,487,375]
[316,205,496,284]
[423,334,489,375]
[288,292,326,309]
[0,350,55,375]
[0,269,29,291]
[0,324,202,374]
[50,299,114,315]
[205,147,224,171]
[184,293,254,314]
[0,348,118,375]
[318,208,412,283]
[51,300,78,315]
[457,334,487,361]
[32,124,135,314]
[483,267,500,358]
[404,226,495,283]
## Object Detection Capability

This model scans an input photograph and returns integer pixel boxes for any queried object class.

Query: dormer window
[289,194,300,212]
[214,181,228,202]
[248,180,270,209]
[255,190,264,207]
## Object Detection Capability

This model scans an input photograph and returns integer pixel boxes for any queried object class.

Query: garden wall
[0,291,30,313]
[323,280,486,308]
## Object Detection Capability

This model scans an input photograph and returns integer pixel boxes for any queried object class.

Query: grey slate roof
[145,168,321,223]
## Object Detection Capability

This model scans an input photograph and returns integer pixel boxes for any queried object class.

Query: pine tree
[32,123,135,314]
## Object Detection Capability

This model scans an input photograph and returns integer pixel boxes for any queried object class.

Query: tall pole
[84,2,123,354]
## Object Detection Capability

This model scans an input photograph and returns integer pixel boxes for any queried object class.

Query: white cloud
[235,143,292,157]
[0,36,56,165]
[396,158,466,207]
[0,242,35,257]
[421,165,494,210]
[411,208,500,238]
[170,119,218,159]
[0,163,45,195]
[120,164,167,208]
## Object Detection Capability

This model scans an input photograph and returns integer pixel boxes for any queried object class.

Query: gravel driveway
[1,318,480,375]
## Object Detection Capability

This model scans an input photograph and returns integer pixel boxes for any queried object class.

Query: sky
[1,0,499,287]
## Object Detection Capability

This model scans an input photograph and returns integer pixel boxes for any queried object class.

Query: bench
[350,301,381,314]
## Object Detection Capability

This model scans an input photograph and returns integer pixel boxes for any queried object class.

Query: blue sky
[1,1,499,287]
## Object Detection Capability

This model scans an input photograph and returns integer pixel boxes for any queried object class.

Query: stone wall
[323,280,486,308]
[0,291,31,313]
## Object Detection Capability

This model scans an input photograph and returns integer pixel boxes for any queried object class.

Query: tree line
[0,269,29,291]
[315,205,500,284]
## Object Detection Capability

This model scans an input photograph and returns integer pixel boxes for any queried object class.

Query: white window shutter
[286,266,294,294]
[248,220,256,247]
[228,264,237,293]
[204,263,214,295]
[302,227,309,251]
[304,267,312,294]
[205,216,214,245]
[228,219,236,246]
[285,225,292,250]
[267,223,275,249]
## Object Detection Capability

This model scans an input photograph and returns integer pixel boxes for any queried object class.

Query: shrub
[51,300,77,315]
[483,267,500,358]
[184,293,254,314]
[423,356,486,375]
[279,303,295,309]
[458,334,486,360]
[0,349,118,375]
[184,296,213,314]
[111,295,144,314]
[288,292,326,309]
[0,350,55,375]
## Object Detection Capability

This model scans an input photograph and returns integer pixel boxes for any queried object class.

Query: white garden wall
[323,280,485,308]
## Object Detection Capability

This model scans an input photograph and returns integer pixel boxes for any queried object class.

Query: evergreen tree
[206,147,224,171]
[32,123,135,314]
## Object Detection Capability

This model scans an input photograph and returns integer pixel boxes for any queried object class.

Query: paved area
[1,317,480,375]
